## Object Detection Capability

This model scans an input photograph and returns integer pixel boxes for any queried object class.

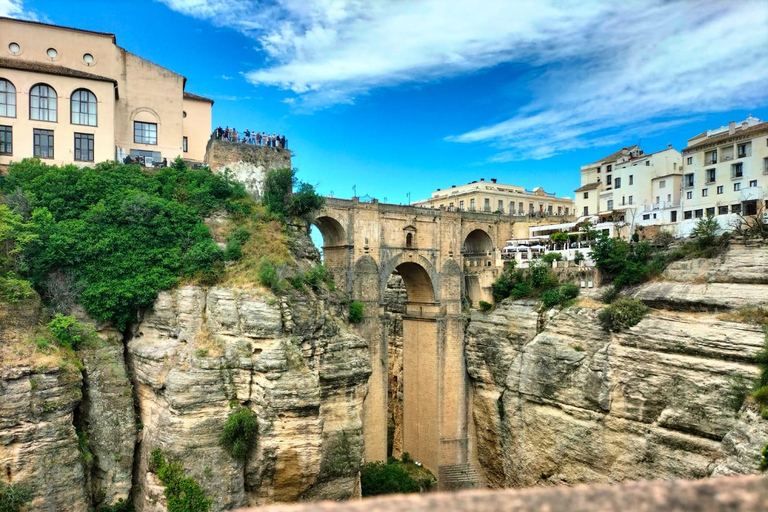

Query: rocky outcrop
[204,139,291,197]
[0,295,89,512]
[129,284,370,510]
[467,247,768,488]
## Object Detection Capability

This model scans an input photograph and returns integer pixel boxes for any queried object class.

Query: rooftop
[588,145,641,166]
[574,182,601,193]
[684,120,768,153]
[0,16,116,43]
[0,56,118,85]
[184,91,214,104]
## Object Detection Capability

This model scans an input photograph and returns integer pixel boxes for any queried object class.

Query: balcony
[706,159,717,165]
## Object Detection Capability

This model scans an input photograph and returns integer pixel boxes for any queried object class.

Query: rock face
[467,246,768,488]
[129,285,371,510]
[204,139,292,197]
[0,295,89,512]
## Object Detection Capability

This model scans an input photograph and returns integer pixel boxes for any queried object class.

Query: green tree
[360,461,421,497]
[220,407,258,462]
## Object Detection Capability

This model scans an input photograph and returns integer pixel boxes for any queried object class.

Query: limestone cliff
[129,284,370,510]
[467,245,768,487]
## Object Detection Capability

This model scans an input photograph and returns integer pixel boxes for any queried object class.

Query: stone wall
[204,138,292,197]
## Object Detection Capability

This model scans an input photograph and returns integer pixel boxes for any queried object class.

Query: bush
[150,449,211,512]
[541,252,563,263]
[761,444,768,471]
[258,257,286,292]
[220,407,258,462]
[349,301,364,323]
[478,300,493,312]
[47,313,87,349]
[540,288,563,309]
[262,168,325,219]
[0,481,31,512]
[597,298,650,332]
[360,461,420,497]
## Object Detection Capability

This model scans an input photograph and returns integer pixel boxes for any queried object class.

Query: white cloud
[221,74,233,80]
[158,0,768,159]
[0,0,38,19]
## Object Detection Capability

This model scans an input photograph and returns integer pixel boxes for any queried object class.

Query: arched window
[71,89,97,126]
[30,84,57,121]
[0,79,16,117]
[406,232,413,248]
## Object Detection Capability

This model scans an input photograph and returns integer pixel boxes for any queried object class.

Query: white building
[677,116,768,236]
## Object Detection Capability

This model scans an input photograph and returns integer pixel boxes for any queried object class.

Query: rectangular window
[717,185,723,194]
[134,121,157,145]
[750,180,758,188]
[687,156,693,165]
[509,201,514,214]
[607,175,612,185]
[0,125,11,155]
[659,180,666,189]
[694,209,703,218]
[583,192,589,199]
[642,214,650,220]
[702,188,708,197]
[74,133,94,162]
[734,182,741,191]
[607,165,612,172]
[732,162,743,178]
[33,128,53,158]
[764,157,768,173]
[459,200,464,211]
[684,173,694,187]
[629,175,634,185]
[583,206,589,215]
[607,200,614,210]
[614,177,621,189]
[684,210,692,220]
[706,168,716,183]
[706,150,717,165]
[686,191,692,199]
[558,206,562,215]
[671,211,678,222]
[484,198,490,212]
[738,142,751,158]
[718,205,729,215]
[731,203,742,214]
[519,202,524,213]
[183,136,188,153]
[470,199,475,211]
[706,207,715,217]
[628,195,633,205]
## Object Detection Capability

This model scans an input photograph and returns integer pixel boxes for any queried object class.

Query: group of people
[212,126,287,149]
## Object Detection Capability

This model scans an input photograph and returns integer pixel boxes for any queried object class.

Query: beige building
[413,178,575,217]
[0,17,213,168]
[678,116,768,234]
[575,145,682,228]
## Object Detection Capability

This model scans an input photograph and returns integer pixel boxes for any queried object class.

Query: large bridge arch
[312,214,352,291]
[379,252,439,305]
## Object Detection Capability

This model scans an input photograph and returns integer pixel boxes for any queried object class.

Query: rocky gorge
[2,235,768,510]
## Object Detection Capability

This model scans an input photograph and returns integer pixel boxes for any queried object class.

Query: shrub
[258,258,286,292]
[150,449,211,512]
[220,407,258,462]
[762,444,768,471]
[0,481,31,512]
[47,313,85,349]
[574,252,585,264]
[360,461,420,497]
[597,298,650,332]
[541,252,563,263]
[560,283,580,301]
[540,288,563,309]
[224,238,243,261]
[478,300,493,312]
[349,301,364,323]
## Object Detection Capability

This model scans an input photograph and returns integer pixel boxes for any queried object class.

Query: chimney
[667,143,672,149]
[729,121,736,134]
[491,178,497,183]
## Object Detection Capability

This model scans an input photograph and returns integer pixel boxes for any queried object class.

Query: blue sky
[4,0,768,205]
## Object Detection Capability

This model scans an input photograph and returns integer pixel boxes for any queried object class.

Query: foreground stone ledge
[239,475,768,512]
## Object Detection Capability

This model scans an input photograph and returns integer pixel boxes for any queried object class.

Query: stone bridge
[312,197,518,488]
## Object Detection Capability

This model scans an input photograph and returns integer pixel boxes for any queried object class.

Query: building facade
[678,116,768,233]
[574,145,682,228]
[413,178,575,217]
[0,17,212,168]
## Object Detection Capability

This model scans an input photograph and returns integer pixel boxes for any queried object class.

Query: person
[281,135,286,149]
[245,129,250,141]
[162,157,168,167]
[256,132,261,145]
[224,126,230,141]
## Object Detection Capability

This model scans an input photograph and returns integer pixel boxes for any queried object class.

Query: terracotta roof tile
[574,182,601,192]
[588,145,640,166]
[683,122,768,153]
[183,91,214,104]
[0,57,117,84]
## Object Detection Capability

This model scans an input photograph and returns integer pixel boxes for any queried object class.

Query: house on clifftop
[0,16,213,169]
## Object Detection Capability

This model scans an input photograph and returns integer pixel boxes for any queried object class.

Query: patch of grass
[718,307,768,326]
[0,481,32,512]
[349,301,364,324]
[150,449,212,512]
[360,460,421,497]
